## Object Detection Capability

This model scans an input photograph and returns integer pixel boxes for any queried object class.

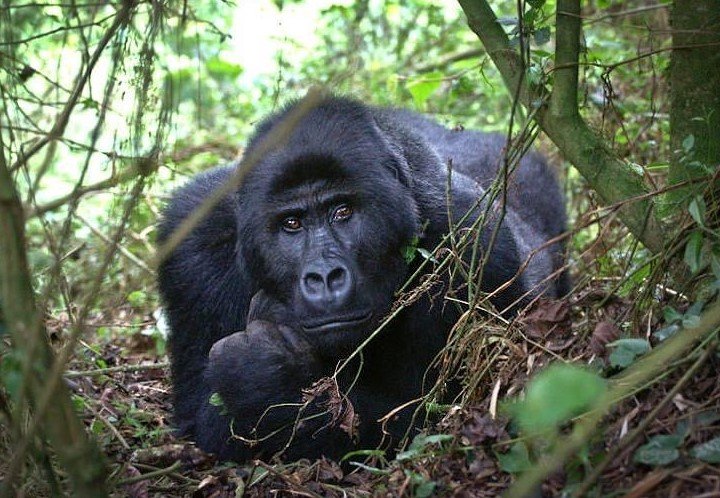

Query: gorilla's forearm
[197,321,352,460]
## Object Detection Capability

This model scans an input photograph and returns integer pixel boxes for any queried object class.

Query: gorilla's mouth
[301,311,372,333]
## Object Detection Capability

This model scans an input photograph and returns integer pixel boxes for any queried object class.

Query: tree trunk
[0,157,109,497]
[668,0,720,204]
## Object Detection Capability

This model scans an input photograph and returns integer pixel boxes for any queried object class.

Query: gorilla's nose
[301,261,353,309]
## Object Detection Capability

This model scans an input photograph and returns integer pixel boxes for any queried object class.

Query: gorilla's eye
[332,205,353,222]
[281,216,303,232]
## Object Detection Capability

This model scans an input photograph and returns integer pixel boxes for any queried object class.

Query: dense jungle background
[1,0,719,496]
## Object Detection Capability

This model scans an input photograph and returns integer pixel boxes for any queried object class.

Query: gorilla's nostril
[303,272,324,293]
[327,267,348,292]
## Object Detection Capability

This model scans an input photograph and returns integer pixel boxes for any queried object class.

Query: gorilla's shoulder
[157,165,237,246]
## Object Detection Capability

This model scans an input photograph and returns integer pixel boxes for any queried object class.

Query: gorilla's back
[388,108,567,248]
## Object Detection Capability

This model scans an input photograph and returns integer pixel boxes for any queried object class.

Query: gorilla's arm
[198,292,358,461]
[157,167,253,436]
[201,322,319,460]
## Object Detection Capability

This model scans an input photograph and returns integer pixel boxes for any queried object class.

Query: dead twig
[64,362,169,379]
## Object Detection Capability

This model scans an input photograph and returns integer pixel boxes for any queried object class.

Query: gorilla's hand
[208,320,316,383]
[246,289,293,325]
[205,291,321,437]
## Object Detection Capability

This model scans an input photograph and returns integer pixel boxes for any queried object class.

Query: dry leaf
[590,320,621,355]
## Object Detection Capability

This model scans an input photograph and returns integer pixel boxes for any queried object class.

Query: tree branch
[9,1,132,172]
[412,47,484,73]
[550,2,581,118]
[27,157,152,218]
[457,0,664,253]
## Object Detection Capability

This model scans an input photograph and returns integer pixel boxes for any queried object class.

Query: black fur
[157,96,568,462]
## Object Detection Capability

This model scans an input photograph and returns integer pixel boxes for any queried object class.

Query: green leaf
[247,467,270,487]
[609,347,636,368]
[609,338,651,354]
[633,435,683,466]
[663,306,683,324]
[684,231,704,273]
[608,339,651,368]
[689,196,706,226]
[711,255,720,281]
[401,235,419,263]
[682,314,701,329]
[349,462,390,475]
[534,27,551,45]
[417,248,438,263]
[690,437,720,463]
[514,364,606,433]
[91,419,104,435]
[685,300,705,318]
[127,290,147,307]
[406,72,442,107]
[397,433,453,461]
[628,162,645,175]
[682,134,695,152]
[496,442,532,473]
[527,64,543,85]
[527,0,546,7]
[652,324,679,342]
[206,57,243,80]
[524,8,538,26]
[209,392,224,407]
[414,479,437,498]
[674,419,691,439]
[646,161,670,171]
[696,411,720,427]
[341,449,385,462]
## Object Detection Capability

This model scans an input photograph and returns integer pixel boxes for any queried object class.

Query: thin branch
[64,362,168,379]
[27,160,146,218]
[412,47,484,73]
[586,4,670,25]
[9,2,132,171]
[115,461,182,487]
[75,212,154,275]
[252,461,324,498]
[0,14,114,46]
[550,0,581,118]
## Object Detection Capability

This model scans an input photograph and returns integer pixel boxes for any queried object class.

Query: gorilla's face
[237,122,419,353]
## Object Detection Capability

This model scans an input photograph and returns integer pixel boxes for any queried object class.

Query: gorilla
[157,95,568,463]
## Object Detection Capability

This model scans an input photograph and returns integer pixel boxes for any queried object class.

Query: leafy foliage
[512,364,607,434]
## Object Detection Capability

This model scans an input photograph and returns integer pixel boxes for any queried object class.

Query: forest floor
[59,283,720,498]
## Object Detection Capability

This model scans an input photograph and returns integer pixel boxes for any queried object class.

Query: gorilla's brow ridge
[268,184,355,218]
[269,153,348,195]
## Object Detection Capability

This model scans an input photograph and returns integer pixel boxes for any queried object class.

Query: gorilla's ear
[371,117,412,189]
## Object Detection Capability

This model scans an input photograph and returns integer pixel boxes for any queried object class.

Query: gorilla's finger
[276,324,312,353]
[247,290,290,324]
[208,330,247,363]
